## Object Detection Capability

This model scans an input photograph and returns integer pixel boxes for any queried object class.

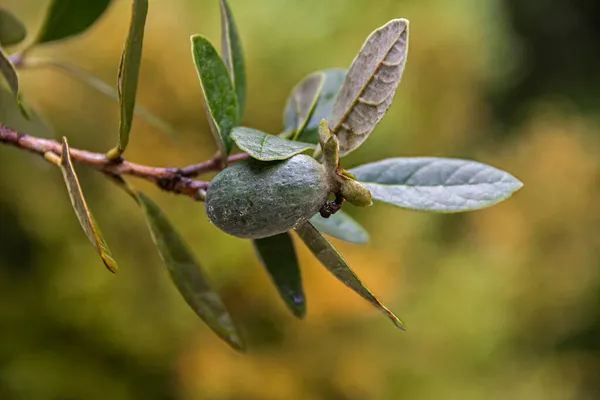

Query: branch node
[0,125,236,201]
[106,147,124,162]
[157,175,180,191]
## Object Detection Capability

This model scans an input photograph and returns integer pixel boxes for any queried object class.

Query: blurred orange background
[2,0,600,399]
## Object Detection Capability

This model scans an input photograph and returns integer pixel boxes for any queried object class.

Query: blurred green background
[2,0,600,399]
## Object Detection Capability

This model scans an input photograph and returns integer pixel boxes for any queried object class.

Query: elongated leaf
[0,8,27,47]
[232,127,314,161]
[310,211,369,245]
[191,35,239,164]
[350,157,523,212]
[111,0,148,157]
[283,72,324,138]
[329,19,409,156]
[0,47,27,118]
[58,137,118,273]
[0,47,18,95]
[220,0,246,118]
[284,69,347,144]
[133,191,246,351]
[35,0,112,45]
[294,221,405,330]
[0,88,53,137]
[32,59,175,137]
[298,69,347,144]
[253,233,305,318]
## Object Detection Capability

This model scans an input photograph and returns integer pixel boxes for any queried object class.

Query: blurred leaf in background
[34,0,112,45]
[0,7,27,47]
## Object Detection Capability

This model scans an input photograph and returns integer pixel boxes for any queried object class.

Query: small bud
[339,178,373,207]
[318,118,332,147]
[317,118,372,207]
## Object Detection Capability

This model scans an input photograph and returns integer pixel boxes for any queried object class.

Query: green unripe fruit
[205,155,331,239]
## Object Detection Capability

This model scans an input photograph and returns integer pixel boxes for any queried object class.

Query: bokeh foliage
[1,0,600,399]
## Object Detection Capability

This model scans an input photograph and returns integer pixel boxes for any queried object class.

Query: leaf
[350,157,524,212]
[35,0,112,45]
[34,59,175,138]
[133,190,246,351]
[190,34,239,164]
[329,19,409,156]
[220,0,246,118]
[310,211,369,245]
[285,69,347,144]
[253,233,306,318]
[294,221,405,330]
[283,72,324,139]
[112,0,148,157]
[0,46,27,118]
[0,8,27,47]
[0,47,18,96]
[0,88,53,137]
[231,127,315,161]
[58,137,118,273]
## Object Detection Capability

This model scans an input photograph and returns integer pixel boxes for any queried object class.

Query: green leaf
[294,221,405,330]
[310,211,369,245]
[284,69,346,144]
[350,157,523,212]
[0,88,53,137]
[58,137,118,273]
[231,127,315,161]
[253,233,306,318]
[35,0,112,45]
[0,8,27,47]
[219,0,246,118]
[111,0,148,158]
[0,46,27,118]
[133,190,246,351]
[329,19,409,156]
[33,59,175,138]
[190,34,239,164]
[283,72,324,139]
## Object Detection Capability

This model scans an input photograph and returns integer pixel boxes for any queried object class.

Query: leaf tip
[504,173,524,198]
[60,135,68,155]
[383,306,407,331]
[388,18,409,32]
[396,321,407,331]
[189,33,206,48]
[101,252,119,274]
[514,178,524,191]
[295,307,307,319]
[288,296,307,319]
[226,333,247,353]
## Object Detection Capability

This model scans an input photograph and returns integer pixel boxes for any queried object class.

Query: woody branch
[0,125,249,200]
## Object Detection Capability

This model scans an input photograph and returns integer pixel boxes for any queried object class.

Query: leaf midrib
[331,21,405,134]
[361,180,517,188]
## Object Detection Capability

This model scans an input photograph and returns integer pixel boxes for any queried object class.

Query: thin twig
[0,125,246,200]
[180,152,250,177]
